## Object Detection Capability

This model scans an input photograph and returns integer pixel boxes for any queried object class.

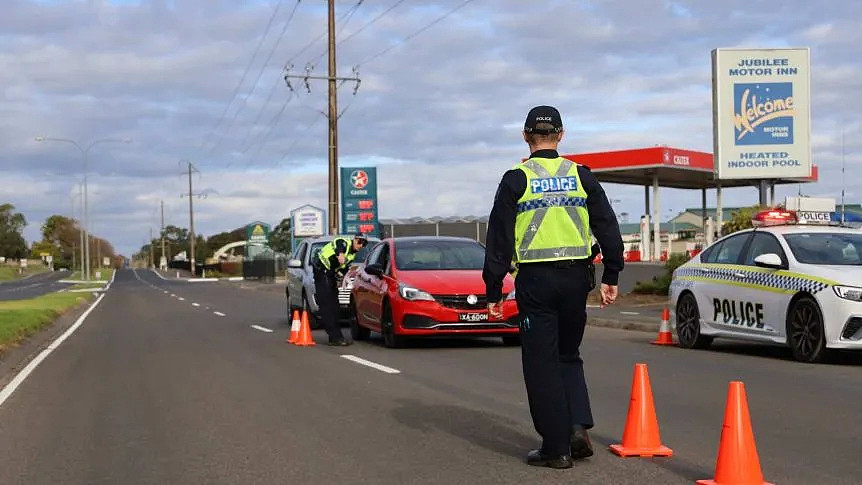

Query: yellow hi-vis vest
[317,237,355,271]
[513,157,591,263]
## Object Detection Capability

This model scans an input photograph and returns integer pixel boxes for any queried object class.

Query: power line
[241,91,297,168]
[208,0,303,157]
[355,0,477,67]
[239,1,357,156]
[338,0,406,46]
[198,0,285,156]
[306,0,365,68]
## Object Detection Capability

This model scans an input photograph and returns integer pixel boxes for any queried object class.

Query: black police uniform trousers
[312,264,346,342]
[515,259,594,456]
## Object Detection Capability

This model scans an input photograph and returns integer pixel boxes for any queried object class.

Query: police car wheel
[787,296,828,363]
[350,299,369,341]
[676,293,713,349]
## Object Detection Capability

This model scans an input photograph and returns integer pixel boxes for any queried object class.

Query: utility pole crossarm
[280,0,361,236]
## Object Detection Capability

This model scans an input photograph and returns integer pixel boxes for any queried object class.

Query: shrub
[632,253,691,295]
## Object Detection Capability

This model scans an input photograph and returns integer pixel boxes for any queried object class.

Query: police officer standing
[313,233,368,346]
[483,106,624,469]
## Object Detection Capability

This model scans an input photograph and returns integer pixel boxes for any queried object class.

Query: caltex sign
[340,167,379,237]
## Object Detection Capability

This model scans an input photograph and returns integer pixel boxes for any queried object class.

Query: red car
[349,236,520,348]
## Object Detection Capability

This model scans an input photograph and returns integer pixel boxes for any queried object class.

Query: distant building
[379,216,488,244]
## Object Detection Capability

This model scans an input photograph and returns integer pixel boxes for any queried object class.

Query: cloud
[2,0,860,256]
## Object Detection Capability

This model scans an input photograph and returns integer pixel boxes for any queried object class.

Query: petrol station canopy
[558,146,819,262]
[562,146,818,190]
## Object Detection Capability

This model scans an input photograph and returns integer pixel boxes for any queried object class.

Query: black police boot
[570,425,594,460]
[526,449,574,469]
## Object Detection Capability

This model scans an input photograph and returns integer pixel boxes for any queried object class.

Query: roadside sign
[712,48,811,180]
[246,221,270,245]
[291,205,325,237]
[103,257,110,267]
[340,166,380,237]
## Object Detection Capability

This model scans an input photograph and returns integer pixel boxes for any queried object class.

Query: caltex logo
[351,169,369,189]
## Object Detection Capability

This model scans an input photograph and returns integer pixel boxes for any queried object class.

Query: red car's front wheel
[381,302,407,349]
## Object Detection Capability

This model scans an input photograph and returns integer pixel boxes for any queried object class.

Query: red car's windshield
[395,240,485,271]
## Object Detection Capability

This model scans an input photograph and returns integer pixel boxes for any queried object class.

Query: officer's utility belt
[519,258,590,268]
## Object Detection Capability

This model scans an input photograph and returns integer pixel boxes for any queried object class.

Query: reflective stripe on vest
[318,237,355,270]
[513,158,591,263]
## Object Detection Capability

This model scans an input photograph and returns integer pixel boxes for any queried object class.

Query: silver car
[285,235,377,327]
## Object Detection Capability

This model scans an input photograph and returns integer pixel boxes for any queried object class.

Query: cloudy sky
[2,0,860,256]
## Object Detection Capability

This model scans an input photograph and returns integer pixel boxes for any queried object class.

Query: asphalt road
[0,270,71,301]
[0,269,859,484]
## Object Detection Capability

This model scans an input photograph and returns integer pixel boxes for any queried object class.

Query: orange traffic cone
[294,310,316,347]
[286,310,301,344]
[697,382,773,485]
[652,307,675,345]
[610,363,673,457]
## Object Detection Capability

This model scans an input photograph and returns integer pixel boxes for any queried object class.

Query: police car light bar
[752,209,797,227]
[752,208,835,227]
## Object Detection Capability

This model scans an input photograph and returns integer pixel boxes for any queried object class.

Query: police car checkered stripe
[675,266,831,294]
[517,196,587,213]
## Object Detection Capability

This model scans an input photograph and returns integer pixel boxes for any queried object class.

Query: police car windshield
[784,233,862,265]
[395,240,485,271]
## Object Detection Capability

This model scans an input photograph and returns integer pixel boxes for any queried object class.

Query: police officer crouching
[483,106,624,469]
[312,233,369,346]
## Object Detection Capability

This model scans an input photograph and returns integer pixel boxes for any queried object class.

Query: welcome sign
[712,48,811,179]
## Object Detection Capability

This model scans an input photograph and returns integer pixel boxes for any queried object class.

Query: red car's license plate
[458,312,489,322]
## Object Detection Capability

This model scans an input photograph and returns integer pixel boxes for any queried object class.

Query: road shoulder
[0,297,98,390]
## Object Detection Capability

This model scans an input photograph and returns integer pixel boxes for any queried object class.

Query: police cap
[524,105,563,134]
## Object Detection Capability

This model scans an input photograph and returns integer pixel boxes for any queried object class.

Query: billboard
[712,48,811,179]
[291,204,325,237]
[246,221,270,245]
[340,167,379,237]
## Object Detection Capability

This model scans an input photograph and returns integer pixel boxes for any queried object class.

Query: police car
[669,208,862,362]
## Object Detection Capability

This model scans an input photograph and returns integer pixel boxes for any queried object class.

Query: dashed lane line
[250,325,274,333]
[341,355,401,375]
[214,311,226,317]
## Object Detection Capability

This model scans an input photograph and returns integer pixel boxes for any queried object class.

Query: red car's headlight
[398,283,435,301]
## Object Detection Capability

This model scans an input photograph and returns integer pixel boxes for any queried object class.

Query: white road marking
[163,291,169,294]
[586,304,601,308]
[150,269,169,281]
[177,297,185,301]
[0,294,106,409]
[341,355,401,375]
[187,278,219,283]
[192,303,200,307]
[620,311,640,315]
[214,311,226,317]
[250,325,273,333]
[170,294,176,297]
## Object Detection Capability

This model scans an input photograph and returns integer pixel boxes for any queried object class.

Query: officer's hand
[487,300,504,320]
[337,254,346,265]
[600,284,618,308]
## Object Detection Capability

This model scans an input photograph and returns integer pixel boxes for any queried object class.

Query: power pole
[284,0,361,235]
[149,227,154,269]
[160,200,166,267]
[180,161,204,276]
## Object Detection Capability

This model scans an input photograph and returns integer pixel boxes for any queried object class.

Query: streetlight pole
[35,136,131,280]
[68,184,84,276]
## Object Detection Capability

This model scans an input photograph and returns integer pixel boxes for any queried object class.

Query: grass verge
[0,292,94,354]
[0,263,51,282]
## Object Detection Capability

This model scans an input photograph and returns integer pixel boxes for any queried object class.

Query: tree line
[133,217,293,264]
[0,203,117,269]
